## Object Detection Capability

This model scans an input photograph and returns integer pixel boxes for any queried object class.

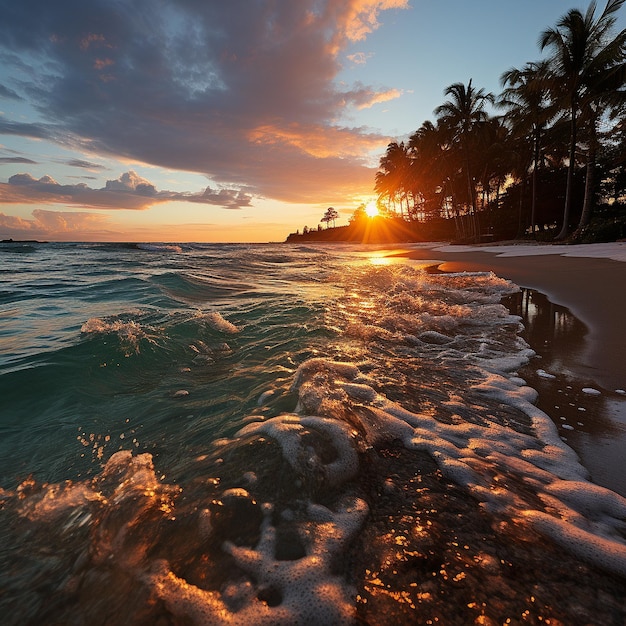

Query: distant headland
[1,239,45,244]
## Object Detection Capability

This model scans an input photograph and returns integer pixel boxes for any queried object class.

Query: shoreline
[391,242,626,392]
[386,241,626,496]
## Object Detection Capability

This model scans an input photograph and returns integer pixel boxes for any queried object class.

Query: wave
[4,245,626,624]
[81,315,162,355]
[0,244,38,253]
[137,243,183,253]
[3,349,626,624]
[151,271,257,303]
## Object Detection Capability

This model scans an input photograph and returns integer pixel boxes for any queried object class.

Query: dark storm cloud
[0,170,252,210]
[0,0,406,203]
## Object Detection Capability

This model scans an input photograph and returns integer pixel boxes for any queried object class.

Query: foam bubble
[523,510,626,578]
[277,345,626,581]
[202,311,240,334]
[80,315,160,353]
[537,369,556,379]
[237,414,360,487]
[147,496,367,625]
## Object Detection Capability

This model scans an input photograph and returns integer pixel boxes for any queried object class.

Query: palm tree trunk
[556,103,577,240]
[575,115,599,237]
[530,128,541,238]
[575,149,596,236]
[517,178,526,238]
[474,204,480,242]
[463,146,478,241]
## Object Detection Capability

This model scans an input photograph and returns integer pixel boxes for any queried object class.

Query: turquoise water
[1,242,625,624]
[1,242,338,486]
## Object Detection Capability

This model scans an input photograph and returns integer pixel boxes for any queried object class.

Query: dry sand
[389,242,626,496]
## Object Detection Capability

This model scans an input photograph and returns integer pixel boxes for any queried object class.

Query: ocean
[1,241,625,625]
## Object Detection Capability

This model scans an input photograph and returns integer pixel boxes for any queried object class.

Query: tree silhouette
[322,207,339,228]
[499,60,556,236]
[540,0,626,239]
[375,142,412,218]
[435,80,495,240]
[364,0,626,245]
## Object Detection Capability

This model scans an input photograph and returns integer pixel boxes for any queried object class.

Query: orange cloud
[248,123,385,159]
[80,33,107,51]
[94,57,114,70]
[338,0,410,42]
[355,88,403,109]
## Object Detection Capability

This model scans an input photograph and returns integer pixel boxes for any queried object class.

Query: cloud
[346,52,374,65]
[103,170,157,195]
[0,119,53,140]
[31,208,110,232]
[248,122,384,159]
[0,84,22,100]
[64,158,105,170]
[343,83,404,109]
[0,0,408,205]
[338,0,409,43]
[0,209,112,240]
[184,186,253,210]
[0,170,253,210]
[0,156,38,164]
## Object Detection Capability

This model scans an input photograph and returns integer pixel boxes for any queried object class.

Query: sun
[365,201,379,218]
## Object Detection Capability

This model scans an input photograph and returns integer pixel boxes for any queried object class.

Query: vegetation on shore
[287,0,626,245]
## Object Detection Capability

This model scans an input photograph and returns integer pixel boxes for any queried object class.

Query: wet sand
[395,243,626,391]
[391,243,626,496]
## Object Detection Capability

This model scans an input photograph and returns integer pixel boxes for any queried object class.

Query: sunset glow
[1,1,620,242]
[365,201,379,218]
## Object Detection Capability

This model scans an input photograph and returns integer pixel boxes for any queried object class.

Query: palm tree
[540,0,626,240]
[575,47,626,235]
[408,120,445,217]
[599,102,626,202]
[475,116,511,225]
[435,80,495,240]
[499,60,556,236]
[375,141,412,217]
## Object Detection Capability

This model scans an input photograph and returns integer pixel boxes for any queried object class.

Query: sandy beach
[392,241,626,495]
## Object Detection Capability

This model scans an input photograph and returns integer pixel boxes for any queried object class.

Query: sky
[1,0,624,243]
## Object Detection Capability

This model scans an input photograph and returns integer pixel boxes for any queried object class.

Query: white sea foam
[274,355,626,579]
[137,243,183,253]
[200,311,240,334]
[148,496,367,625]
[80,315,161,353]
[537,369,556,379]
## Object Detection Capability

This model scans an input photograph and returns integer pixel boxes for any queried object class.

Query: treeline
[285,214,455,244]
[373,0,626,243]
